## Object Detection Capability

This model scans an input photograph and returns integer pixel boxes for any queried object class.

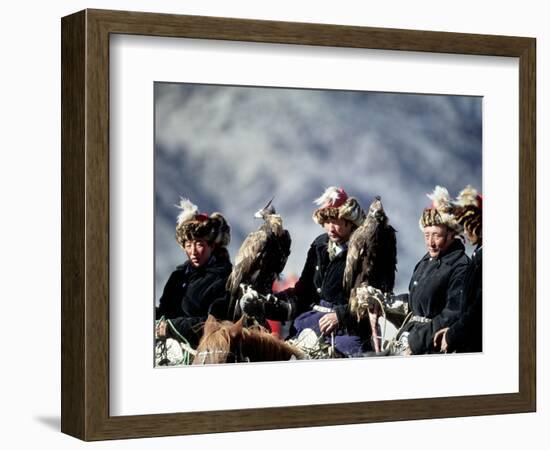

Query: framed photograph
[61,9,536,440]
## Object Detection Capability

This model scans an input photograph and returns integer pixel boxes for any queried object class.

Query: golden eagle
[227,199,291,318]
[344,196,397,319]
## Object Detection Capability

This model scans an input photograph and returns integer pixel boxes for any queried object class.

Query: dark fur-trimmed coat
[266,233,371,340]
[155,255,232,347]
[401,239,470,354]
[446,246,482,353]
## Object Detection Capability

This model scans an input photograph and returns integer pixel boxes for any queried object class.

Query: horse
[193,315,305,364]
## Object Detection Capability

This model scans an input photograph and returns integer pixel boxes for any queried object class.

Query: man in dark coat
[155,198,232,348]
[397,186,470,355]
[243,186,373,356]
[433,186,483,353]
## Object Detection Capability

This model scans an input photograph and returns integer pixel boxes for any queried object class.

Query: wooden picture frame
[61,9,536,441]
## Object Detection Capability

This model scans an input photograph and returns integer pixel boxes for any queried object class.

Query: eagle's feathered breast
[227,212,291,312]
[344,197,397,297]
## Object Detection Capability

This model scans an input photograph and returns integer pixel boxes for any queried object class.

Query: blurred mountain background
[154,82,482,303]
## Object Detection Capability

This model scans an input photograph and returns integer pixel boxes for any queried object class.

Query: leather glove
[264,293,294,321]
[238,284,265,317]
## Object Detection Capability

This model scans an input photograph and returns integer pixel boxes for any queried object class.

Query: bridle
[195,340,250,364]
[195,349,234,364]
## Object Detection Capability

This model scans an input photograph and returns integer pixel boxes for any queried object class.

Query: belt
[410,315,432,324]
[313,305,333,313]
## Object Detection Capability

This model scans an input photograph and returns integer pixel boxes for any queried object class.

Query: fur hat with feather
[312,186,365,228]
[419,185,462,234]
[454,185,482,240]
[174,198,231,249]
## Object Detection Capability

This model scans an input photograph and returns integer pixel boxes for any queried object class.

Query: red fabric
[270,275,299,338]
[267,320,281,338]
[326,187,348,208]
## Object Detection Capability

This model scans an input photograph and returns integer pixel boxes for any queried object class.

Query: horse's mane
[240,325,303,361]
[194,319,232,364]
[194,316,303,364]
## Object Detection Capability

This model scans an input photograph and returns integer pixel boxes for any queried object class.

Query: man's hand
[156,320,167,339]
[433,327,449,353]
[319,312,339,334]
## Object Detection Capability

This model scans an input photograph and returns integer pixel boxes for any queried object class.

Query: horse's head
[193,315,245,364]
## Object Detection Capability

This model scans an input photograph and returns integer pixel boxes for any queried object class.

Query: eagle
[344,196,397,321]
[226,199,291,318]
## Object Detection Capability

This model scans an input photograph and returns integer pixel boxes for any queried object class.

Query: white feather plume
[427,185,452,210]
[314,186,341,206]
[456,185,479,207]
[175,197,198,226]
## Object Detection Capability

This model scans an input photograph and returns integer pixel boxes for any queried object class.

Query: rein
[195,349,234,364]
[195,340,249,364]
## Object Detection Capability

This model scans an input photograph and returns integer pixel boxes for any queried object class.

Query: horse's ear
[203,314,219,336]
[229,315,244,340]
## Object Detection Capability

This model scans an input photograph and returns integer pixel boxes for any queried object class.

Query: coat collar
[472,245,482,260]
[313,233,348,261]
[176,255,231,275]
[420,238,466,266]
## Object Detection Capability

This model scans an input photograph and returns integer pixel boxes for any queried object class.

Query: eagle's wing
[246,227,292,295]
[345,218,397,316]
[376,224,397,293]
[343,223,368,294]
[272,229,291,276]
[359,222,397,293]
[227,229,268,303]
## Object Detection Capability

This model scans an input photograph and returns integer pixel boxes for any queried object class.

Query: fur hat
[454,185,482,239]
[418,186,462,234]
[174,198,231,249]
[312,186,365,228]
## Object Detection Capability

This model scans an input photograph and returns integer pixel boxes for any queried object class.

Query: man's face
[184,239,212,267]
[323,218,354,243]
[423,225,454,258]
